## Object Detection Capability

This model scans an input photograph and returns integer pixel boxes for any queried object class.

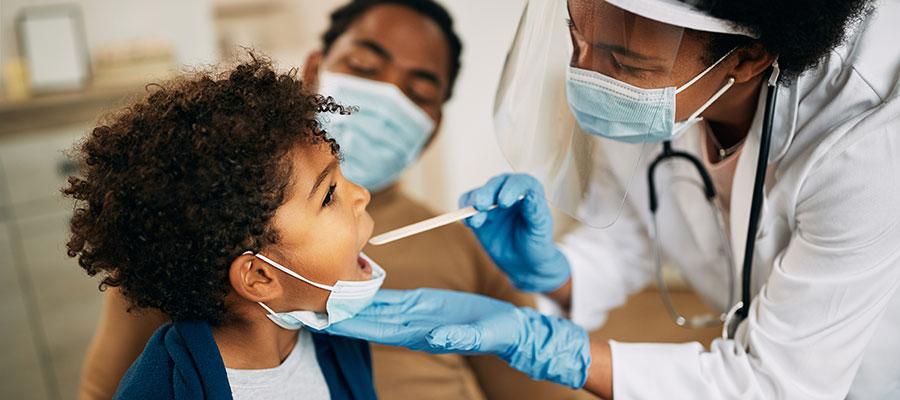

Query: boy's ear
[728,43,777,84]
[229,253,281,302]
[302,50,323,92]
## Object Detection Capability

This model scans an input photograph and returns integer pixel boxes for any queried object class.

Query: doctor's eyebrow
[591,42,664,62]
[566,15,664,62]
[308,160,339,200]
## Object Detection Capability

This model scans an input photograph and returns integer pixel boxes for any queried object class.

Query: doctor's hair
[689,0,872,81]
[63,53,351,325]
[320,0,462,99]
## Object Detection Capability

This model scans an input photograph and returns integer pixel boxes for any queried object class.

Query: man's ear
[229,253,281,303]
[729,43,777,84]
[302,51,324,92]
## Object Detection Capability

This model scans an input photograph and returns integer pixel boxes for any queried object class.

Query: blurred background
[0,1,718,399]
[0,0,525,398]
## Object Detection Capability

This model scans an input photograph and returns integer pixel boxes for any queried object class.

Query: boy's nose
[352,181,371,212]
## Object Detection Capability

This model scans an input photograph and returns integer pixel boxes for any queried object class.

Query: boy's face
[259,143,374,312]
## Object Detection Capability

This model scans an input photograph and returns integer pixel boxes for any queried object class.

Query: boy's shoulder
[114,321,232,400]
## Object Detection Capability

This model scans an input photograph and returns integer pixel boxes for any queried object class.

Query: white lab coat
[555,2,900,399]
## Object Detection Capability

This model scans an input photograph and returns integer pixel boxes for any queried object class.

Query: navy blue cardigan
[114,320,377,399]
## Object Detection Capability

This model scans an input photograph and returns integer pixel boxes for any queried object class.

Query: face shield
[494,0,753,228]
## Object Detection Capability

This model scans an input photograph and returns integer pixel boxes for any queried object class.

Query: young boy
[64,56,380,399]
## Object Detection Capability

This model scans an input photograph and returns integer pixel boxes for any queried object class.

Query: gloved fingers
[497,174,542,208]
[459,174,511,228]
[458,190,487,228]
[324,318,404,341]
[361,288,455,318]
[370,289,412,305]
[520,190,552,233]
[470,174,510,211]
[426,324,483,352]
[496,174,553,232]
[326,318,428,344]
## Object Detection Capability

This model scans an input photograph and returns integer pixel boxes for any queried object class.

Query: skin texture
[214,144,374,369]
[303,3,450,142]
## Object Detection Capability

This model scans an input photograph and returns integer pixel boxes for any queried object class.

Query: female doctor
[323,0,900,398]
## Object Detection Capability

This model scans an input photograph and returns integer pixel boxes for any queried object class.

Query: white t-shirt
[225,329,331,400]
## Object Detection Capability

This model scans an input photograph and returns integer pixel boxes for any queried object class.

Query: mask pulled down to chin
[248,251,386,330]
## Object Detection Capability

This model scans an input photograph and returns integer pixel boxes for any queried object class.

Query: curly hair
[64,55,351,325]
[688,0,872,81]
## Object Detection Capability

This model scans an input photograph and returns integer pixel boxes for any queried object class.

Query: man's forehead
[343,5,450,77]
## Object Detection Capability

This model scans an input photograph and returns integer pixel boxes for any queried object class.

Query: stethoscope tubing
[645,65,780,338]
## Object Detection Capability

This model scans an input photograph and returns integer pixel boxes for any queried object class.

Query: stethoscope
[646,62,780,340]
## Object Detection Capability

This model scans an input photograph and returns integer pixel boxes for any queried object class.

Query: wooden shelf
[0,85,145,137]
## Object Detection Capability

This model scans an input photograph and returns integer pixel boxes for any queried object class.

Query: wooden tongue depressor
[368,204,499,246]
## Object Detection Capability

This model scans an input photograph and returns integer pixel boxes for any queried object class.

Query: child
[64,55,381,399]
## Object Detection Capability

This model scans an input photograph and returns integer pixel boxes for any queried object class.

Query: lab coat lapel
[729,130,756,273]
[729,84,772,275]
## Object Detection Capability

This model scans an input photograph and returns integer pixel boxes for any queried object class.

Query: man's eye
[322,184,337,207]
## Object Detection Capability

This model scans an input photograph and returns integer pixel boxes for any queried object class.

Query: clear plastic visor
[494,0,692,228]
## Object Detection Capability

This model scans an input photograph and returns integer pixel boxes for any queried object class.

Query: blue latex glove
[324,288,591,389]
[458,173,571,292]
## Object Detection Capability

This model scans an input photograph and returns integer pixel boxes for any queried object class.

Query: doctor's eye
[322,183,337,208]
[612,57,651,78]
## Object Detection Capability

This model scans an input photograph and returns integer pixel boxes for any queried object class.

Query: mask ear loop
[675,47,738,94]
[687,77,736,121]
[246,251,331,319]
[243,251,335,291]
[258,302,279,316]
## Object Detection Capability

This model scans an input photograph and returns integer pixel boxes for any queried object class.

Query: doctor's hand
[324,288,591,389]
[459,173,571,293]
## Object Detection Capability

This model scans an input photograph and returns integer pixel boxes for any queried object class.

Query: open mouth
[357,255,373,275]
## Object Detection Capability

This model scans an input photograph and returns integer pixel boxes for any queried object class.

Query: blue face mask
[318,72,436,192]
[565,50,735,143]
[250,252,387,330]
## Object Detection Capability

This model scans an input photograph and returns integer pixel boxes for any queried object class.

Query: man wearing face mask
[300,1,590,399]
[77,1,587,399]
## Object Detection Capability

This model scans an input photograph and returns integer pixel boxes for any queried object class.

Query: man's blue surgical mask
[318,72,435,192]
[250,251,387,330]
[565,49,735,143]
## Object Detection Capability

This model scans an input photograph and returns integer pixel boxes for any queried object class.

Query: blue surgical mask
[318,72,435,192]
[565,50,735,143]
[249,251,386,330]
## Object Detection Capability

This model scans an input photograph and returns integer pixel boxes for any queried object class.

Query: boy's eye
[322,183,337,208]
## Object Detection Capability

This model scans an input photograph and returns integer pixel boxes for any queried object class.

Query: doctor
[323,0,900,398]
